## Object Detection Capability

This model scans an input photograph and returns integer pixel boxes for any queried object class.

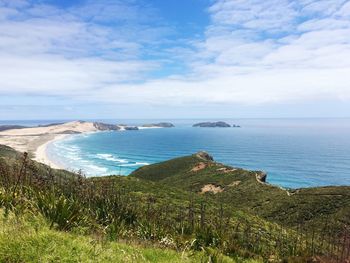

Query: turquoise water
[45,119,350,189]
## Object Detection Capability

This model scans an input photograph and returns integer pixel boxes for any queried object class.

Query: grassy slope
[0,210,245,263]
[0,145,265,262]
[88,174,289,240]
[0,144,78,183]
[4,141,348,228]
[131,153,350,228]
[1,145,349,261]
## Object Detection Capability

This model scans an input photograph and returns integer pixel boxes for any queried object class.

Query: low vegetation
[1,209,237,263]
[131,152,350,229]
[1,145,350,262]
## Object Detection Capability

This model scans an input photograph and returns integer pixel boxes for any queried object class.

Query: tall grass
[1,153,350,262]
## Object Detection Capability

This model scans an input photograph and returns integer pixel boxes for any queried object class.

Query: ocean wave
[83,164,108,174]
[96,153,128,163]
[50,142,84,165]
[119,162,150,167]
[79,133,93,138]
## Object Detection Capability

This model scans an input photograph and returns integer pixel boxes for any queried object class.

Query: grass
[131,153,350,229]
[1,145,350,262]
[0,210,252,263]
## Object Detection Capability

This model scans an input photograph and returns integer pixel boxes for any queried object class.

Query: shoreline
[33,134,70,169]
[0,121,101,169]
[0,121,169,172]
[34,126,165,170]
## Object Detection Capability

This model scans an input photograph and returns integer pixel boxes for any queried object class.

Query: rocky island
[193,121,231,127]
[93,122,121,131]
[117,124,139,131]
[141,122,175,128]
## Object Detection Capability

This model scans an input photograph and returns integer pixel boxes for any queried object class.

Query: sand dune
[0,121,99,168]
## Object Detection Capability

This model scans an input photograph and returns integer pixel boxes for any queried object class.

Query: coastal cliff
[131,151,350,229]
[93,122,121,131]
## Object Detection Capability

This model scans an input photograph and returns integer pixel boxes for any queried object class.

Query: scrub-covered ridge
[1,145,350,262]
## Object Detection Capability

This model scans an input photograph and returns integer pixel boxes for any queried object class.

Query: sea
[1,118,350,189]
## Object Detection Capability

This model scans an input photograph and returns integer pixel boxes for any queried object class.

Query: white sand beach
[32,134,69,169]
[0,121,99,168]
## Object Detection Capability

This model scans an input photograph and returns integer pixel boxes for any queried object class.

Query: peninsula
[0,120,174,168]
[0,121,99,168]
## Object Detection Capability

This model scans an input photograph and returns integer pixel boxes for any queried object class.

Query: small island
[193,121,231,128]
[93,122,121,131]
[117,124,139,131]
[141,122,175,128]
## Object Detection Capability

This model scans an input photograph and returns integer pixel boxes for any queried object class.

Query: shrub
[35,191,88,231]
[0,187,29,217]
[90,195,137,226]
[191,227,222,251]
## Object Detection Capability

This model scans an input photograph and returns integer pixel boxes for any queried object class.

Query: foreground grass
[0,214,188,263]
[0,211,257,263]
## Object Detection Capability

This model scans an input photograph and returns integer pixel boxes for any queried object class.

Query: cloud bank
[0,0,350,117]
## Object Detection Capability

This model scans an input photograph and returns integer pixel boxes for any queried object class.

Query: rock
[191,162,207,172]
[124,126,139,131]
[93,122,120,131]
[232,124,241,128]
[256,172,267,183]
[117,124,139,131]
[217,167,237,173]
[200,184,224,194]
[195,151,214,161]
[193,121,231,128]
[142,122,175,128]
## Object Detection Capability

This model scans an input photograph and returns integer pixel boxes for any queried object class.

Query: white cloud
[208,0,298,31]
[301,0,346,15]
[171,0,350,105]
[337,1,350,17]
[0,0,167,97]
[0,0,350,113]
[0,54,157,95]
[298,18,350,31]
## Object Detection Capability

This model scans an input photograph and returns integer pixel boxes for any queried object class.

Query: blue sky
[1,0,350,120]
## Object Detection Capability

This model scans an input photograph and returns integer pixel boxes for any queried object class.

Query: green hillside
[1,209,246,263]
[131,152,350,228]
[1,145,350,262]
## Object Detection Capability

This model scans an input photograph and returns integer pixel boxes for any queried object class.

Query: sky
[0,0,350,120]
